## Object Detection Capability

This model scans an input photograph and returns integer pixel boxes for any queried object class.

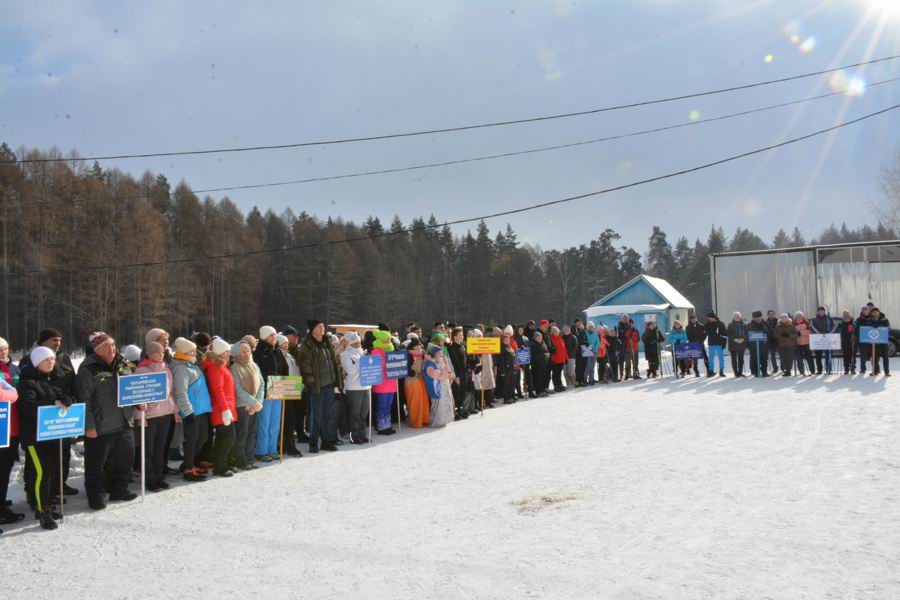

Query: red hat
[539,319,549,327]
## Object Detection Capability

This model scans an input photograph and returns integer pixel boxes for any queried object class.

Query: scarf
[234,352,261,397]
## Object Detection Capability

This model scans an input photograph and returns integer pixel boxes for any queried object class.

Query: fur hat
[144,328,168,348]
[259,325,277,341]
[30,346,55,368]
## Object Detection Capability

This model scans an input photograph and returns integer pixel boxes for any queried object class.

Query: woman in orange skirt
[404,339,430,428]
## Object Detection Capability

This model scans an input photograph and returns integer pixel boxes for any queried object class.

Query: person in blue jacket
[667,320,689,378]
[171,337,213,482]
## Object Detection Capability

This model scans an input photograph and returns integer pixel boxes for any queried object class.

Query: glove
[221,410,233,426]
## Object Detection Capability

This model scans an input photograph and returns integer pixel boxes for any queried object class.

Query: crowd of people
[0,301,891,533]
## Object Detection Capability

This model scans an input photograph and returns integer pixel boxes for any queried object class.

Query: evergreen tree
[646,226,676,277]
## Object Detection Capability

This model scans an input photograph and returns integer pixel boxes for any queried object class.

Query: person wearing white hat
[339,332,370,444]
[171,337,213,482]
[254,326,290,461]
[202,338,239,477]
[122,344,142,365]
[17,346,74,530]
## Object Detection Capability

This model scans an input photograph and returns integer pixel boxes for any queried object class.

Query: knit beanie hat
[173,337,197,355]
[122,345,142,363]
[281,325,298,336]
[38,328,63,345]
[344,331,360,344]
[469,328,483,338]
[751,310,763,318]
[146,341,164,357]
[426,343,443,357]
[306,319,323,333]
[90,331,114,350]
[0,337,7,349]
[30,346,55,369]
[503,325,514,336]
[210,337,231,357]
[190,332,211,350]
[275,334,288,346]
[259,325,277,341]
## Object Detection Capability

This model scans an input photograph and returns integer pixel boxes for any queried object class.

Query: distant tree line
[0,143,896,352]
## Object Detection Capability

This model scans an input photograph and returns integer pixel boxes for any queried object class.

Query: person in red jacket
[202,338,239,477]
[549,326,569,392]
[624,321,641,380]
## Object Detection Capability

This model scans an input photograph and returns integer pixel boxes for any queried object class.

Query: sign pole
[278,400,285,463]
[480,356,486,417]
[368,390,372,443]
[141,417,146,501]
[872,343,876,374]
[395,390,401,433]
[58,439,64,522]
[755,342,761,378]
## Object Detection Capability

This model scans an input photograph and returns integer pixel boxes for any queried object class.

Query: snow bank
[2,370,898,599]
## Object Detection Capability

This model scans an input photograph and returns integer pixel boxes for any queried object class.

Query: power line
[6,54,899,165]
[191,77,900,194]
[15,102,900,275]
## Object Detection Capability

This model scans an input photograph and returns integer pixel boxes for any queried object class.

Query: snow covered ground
[3,368,899,599]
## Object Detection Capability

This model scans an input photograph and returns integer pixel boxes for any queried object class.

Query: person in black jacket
[856,305,874,374]
[705,312,728,377]
[571,320,587,387]
[746,311,769,377]
[18,329,79,498]
[726,312,748,377]
[448,328,469,419]
[765,310,780,372]
[76,333,140,511]
[837,310,857,375]
[641,322,664,378]
[17,347,76,530]
[869,307,891,376]
[254,326,295,455]
[810,307,836,374]
[529,332,550,398]
[605,327,621,383]
[685,315,708,377]
[497,330,517,404]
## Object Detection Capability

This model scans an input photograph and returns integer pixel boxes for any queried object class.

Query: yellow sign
[466,337,501,355]
[266,376,304,400]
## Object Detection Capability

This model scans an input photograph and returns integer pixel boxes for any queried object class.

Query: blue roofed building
[584,275,695,350]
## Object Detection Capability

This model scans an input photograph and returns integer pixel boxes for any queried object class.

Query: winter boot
[37,510,58,531]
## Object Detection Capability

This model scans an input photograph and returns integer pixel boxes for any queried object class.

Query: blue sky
[2,0,899,251]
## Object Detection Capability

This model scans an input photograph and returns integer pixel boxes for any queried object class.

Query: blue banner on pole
[0,401,9,449]
[674,342,704,360]
[118,372,169,407]
[516,347,531,365]
[748,331,767,343]
[360,355,384,387]
[860,326,889,345]
[385,351,409,380]
[37,403,86,442]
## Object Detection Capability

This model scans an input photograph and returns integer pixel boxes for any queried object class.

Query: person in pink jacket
[134,341,179,492]
[793,311,815,375]
[371,330,398,436]
[202,338,238,477]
